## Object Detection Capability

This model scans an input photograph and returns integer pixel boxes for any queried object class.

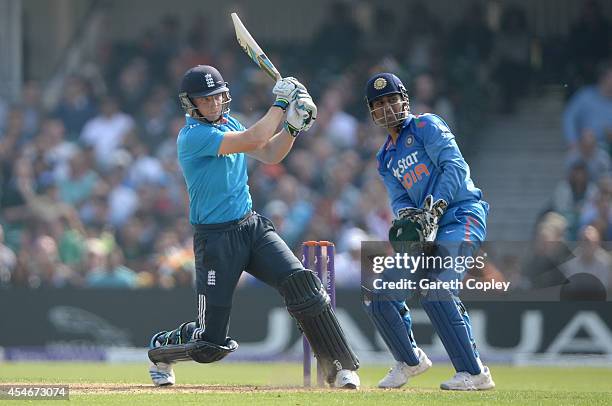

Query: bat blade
[231,12,281,82]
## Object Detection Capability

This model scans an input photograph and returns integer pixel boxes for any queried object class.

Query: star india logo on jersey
[373,77,387,90]
[205,73,215,88]
[391,151,431,190]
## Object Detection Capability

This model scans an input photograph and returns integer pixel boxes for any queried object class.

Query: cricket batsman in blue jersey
[362,73,495,390]
[146,65,360,389]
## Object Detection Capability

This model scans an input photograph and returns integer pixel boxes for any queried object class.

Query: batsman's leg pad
[279,270,359,382]
[420,286,481,375]
[189,337,239,363]
[148,337,238,364]
[362,287,420,365]
[151,322,196,347]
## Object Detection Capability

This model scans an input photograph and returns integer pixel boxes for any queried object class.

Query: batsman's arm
[217,106,285,155]
[247,96,314,163]
[247,128,296,164]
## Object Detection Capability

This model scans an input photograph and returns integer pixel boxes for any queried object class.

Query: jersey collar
[186,114,229,127]
[385,115,414,149]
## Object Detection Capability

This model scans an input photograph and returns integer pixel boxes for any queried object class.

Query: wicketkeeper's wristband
[273,98,289,111]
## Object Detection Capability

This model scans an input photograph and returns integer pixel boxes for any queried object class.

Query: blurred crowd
[529,0,612,296]
[0,0,610,290]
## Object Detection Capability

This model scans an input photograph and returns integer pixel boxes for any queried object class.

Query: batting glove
[284,95,317,137]
[272,77,307,111]
[296,94,317,131]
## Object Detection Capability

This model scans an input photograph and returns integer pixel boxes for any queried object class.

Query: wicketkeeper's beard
[370,101,410,129]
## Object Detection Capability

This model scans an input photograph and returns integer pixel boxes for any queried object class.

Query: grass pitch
[1,362,611,405]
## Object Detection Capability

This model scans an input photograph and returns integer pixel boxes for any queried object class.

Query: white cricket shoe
[440,365,495,391]
[378,347,432,388]
[333,369,360,389]
[149,362,175,386]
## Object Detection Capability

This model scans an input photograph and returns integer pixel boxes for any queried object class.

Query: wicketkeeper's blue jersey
[376,113,487,225]
[177,115,252,224]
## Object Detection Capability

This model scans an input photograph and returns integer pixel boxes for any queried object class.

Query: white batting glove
[284,95,317,137]
[284,101,309,137]
[272,77,308,111]
[296,95,317,131]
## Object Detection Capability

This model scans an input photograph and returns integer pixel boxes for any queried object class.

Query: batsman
[147,65,360,389]
[362,73,495,390]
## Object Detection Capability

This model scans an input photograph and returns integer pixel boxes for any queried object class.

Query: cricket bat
[231,12,282,82]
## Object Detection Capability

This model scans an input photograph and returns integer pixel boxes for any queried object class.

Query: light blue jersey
[177,115,252,224]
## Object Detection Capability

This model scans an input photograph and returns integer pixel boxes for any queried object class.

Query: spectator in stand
[561,225,612,294]
[563,61,612,149]
[80,97,134,169]
[566,128,611,181]
[57,152,101,207]
[19,235,78,288]
[114,57,151,116]
[410,72,456,129]
[38,118,79,182]
[53,76,97,140]
[580,178,612,241]
[551,160,598,239]
[86,244,138,289]
[270,175,314,249]
[105,156,139,228]
[521,212,572,290]
[314,86,360,149]
[334,227,369,288]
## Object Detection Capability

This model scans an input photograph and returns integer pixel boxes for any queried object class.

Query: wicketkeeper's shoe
[149,362,175,387]
[378,347,432,388]
[333,369,360,389]
[440,365,495,391]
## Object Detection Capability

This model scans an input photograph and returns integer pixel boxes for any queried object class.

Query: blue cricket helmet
[180,65,229,97]
[179,65,231,123]
[365,72,410,128]
[365,72,408,105]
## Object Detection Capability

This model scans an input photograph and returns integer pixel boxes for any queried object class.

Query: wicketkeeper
[147,65,360,389]
[362,72,495,390]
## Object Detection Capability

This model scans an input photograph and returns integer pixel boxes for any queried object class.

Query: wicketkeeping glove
[422,195,448,223]
[391,195,446,242]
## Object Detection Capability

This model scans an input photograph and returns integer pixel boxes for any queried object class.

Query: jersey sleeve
[421,114,469,204]
[233,117,247,131]
[182,124,225,157]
